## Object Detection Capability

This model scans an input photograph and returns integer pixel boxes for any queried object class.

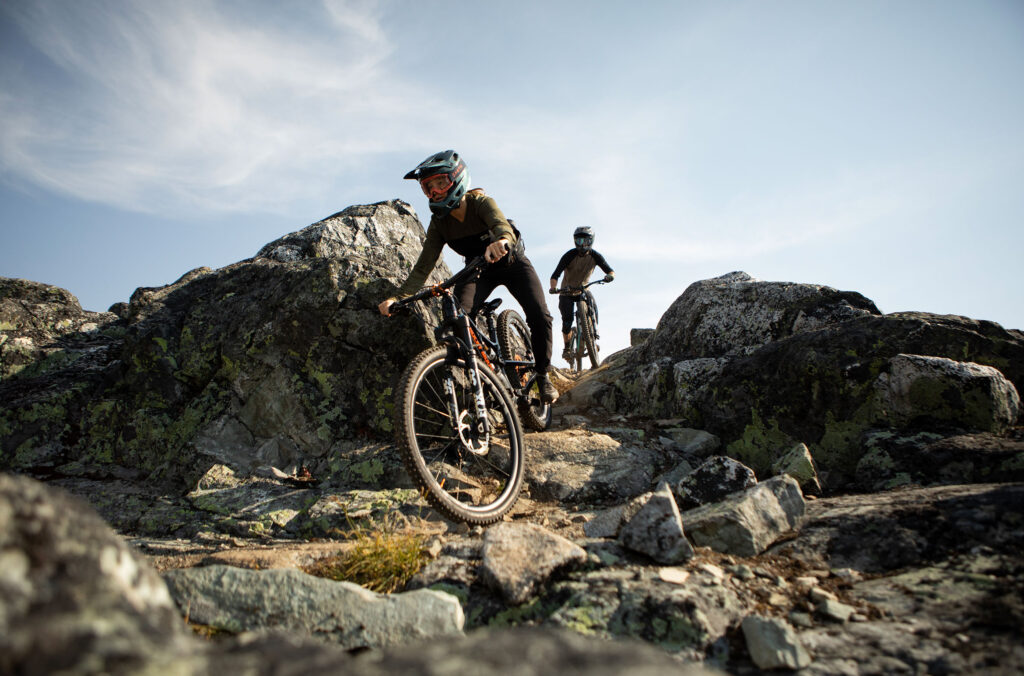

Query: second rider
[549,227,615,364]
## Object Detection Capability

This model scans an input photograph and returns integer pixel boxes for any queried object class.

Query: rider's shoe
[561,347,574,363]
[537,374,559,404]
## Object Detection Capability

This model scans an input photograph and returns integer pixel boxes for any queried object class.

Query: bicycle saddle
[476,298,503,315]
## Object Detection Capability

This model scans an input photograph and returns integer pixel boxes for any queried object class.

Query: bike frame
[559,279,607,368]
[395,257,538,416]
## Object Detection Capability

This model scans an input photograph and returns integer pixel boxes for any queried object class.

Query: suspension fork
[458,314,491,435]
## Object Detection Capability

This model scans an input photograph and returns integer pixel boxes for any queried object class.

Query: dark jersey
[550,249,613,291]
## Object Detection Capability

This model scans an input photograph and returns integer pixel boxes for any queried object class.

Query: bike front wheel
[579,303,600,370]
[395,345,525,525]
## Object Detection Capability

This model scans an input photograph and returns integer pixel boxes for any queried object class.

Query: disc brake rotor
[456,410,489,455]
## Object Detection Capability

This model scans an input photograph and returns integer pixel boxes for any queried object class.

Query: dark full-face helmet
[404,150,470,216]
[573,226,594,253]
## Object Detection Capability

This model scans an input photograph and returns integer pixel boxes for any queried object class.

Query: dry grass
[303,528,429,594]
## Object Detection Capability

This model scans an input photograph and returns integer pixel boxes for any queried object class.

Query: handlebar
[390,255,488,311]
[550,279,610,295]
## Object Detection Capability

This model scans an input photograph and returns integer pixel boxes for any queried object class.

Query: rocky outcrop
[1,201,448,486]
[2,473,732,675]
[561,273,1024,491]
[636,271,880,362]
[3,206,1023,674]
[0,277,121,380]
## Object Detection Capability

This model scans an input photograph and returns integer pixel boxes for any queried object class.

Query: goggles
[419,174,453,201]
[575,236,593,246]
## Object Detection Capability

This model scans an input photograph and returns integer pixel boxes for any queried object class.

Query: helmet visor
[419,174,453,201]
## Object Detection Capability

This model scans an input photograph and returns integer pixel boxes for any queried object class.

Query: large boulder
[874,353,1020,432]
[0,201,448,486]
[572,272,1024,491]
[636,271,879,362]
[0,473,193,675]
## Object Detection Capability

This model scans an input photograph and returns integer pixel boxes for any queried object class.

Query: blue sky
[2,0,1022,362]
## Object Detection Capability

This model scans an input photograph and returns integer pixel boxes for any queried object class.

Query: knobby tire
[395,345,525,525]
[580,304,599,370]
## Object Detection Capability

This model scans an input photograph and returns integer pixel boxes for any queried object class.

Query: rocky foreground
[2,201,1023,674]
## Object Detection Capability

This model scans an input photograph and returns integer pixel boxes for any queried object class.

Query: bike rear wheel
[497,309,551,431]
[395,345,525,524]
[573,324,583,372]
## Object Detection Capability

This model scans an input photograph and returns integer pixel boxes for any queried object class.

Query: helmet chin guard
[404,150,470,216]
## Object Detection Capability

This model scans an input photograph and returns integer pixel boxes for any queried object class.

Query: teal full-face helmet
[404,150,471,216]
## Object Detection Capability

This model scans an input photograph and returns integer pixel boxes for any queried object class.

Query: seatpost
[486,313,499,347]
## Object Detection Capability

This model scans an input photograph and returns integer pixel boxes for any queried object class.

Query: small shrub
[305,528,428,594]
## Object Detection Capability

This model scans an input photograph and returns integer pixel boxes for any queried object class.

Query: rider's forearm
[396,232,444,298]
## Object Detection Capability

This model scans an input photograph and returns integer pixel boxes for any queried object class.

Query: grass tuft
[304,528,429,594]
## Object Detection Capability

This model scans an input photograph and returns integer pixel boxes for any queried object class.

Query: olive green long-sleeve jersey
[396,191,517,298]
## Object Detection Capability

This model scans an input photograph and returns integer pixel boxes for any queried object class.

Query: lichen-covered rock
[630,328,654,346]
[0,473,192,675]
[874,354,1020,433]
[854,430,1024,492]
[1,201,448,486]
[292,488,427,538]
[162,564,465,650]
[547,564,745,655]
[618,482,695,564]
[590,303,1024,492]
[636,271,879,362]
[346,626,721,676]
[771,443,822,495]
[681,475,806,556]
[674,455,757,509]
[0,277,121,380]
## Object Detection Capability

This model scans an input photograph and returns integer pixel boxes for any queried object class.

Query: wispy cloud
[0,0,421,214]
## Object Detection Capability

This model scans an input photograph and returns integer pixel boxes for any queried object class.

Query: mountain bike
[555,280,608,371]
[389,256,551,524]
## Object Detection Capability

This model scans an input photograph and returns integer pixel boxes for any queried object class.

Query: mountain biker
[378,150,558,403]
[548,227,615,364]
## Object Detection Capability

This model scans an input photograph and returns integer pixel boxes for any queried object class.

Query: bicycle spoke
[413,400,451,419]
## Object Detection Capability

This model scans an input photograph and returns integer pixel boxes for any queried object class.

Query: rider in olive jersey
[379,150,558,403]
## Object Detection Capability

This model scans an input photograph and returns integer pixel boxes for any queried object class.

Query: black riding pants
[455,255,553,373]
[557,295,578,335]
